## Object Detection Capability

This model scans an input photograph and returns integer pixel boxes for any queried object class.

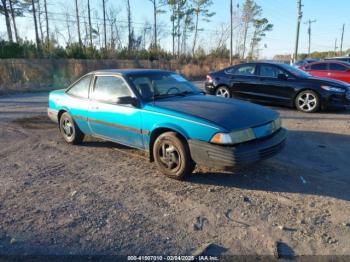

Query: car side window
[225,66,236,74]
[259,65,285,78]
[329,63,347,72]
[232,65,256,76]
[67,75,92,99]
[92,76,132,103]
[310,63,327,71]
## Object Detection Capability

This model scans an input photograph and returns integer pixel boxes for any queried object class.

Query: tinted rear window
[329,63,347,71]
[310,63,327,70]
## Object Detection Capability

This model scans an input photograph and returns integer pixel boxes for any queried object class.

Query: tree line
[0,0,273,61]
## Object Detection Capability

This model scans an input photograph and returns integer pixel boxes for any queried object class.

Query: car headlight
[211,128,255,145]
[321,85,345,93]
[272,117,282,132]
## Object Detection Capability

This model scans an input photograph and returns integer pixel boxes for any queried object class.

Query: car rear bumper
[48,108,59,123]
[188,128,287,169]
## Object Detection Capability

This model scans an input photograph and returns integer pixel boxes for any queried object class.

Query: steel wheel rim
[216,87,230,98]
[298,93,317,111]
[158,142,181,172]
[62,118,74,138]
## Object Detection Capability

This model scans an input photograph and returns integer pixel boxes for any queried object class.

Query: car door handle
[90,106,99,110]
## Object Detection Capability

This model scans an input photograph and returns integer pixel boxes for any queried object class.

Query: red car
[299,60,350,84]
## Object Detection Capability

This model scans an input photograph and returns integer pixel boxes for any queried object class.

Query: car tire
[59,112,84,144]
[215,86,231,98]
[153,132,195,180]
[295,90,320,113]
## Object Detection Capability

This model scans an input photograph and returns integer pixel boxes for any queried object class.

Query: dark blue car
[48,69,287,179]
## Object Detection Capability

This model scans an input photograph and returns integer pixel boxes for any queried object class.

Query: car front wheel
[295,90,320,113]
[59,112,84,144]
[153,132,195,180]
[215,86,231,98]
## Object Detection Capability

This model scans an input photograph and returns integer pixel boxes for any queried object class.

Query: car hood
[147,95,278,131]
[304,76,350,89]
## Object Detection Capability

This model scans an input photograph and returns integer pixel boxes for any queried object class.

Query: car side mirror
[116,96,138,107]
[277,73,288,80]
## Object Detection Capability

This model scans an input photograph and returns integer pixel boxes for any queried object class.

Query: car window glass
[67,75,91,98]
[259,65,285,78]
[233,65,256,76]
[225,67,236,74]
[329,63,347,71]
[92,76,132,103]
[310,63,327,70]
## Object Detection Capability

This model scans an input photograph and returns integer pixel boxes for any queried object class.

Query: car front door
[88,75,144,149]
[227,64,261,100]
[328,63,350,83]
[256,64,296,104]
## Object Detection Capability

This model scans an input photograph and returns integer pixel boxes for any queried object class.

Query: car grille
[346,91,350,100]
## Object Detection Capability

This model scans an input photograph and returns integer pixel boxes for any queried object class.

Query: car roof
[90,69,173,76]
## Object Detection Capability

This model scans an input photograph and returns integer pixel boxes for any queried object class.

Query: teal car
[48,69,287,179]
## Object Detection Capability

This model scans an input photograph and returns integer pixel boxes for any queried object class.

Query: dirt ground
[0,88,350,259]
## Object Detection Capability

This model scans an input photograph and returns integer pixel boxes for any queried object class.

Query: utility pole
[334,38,338,56]
[230,0,233,65]
[340,24,345,55]
[293,0,303,62]
[304,19,316,57]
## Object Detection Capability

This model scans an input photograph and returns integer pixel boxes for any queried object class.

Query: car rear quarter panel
[48,90,92,134]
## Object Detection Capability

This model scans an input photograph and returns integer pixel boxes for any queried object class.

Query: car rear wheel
[215,86,231,98]
[153,132,195,180]
[59,112,84,144]
[295,90,320,113]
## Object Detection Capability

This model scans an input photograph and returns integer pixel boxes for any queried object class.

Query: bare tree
[148,0,165,49]
[75,0,82,47]
[1,0,13,42]
[108,6,122,50]
[87,0,92,47]
[8,0,18,42]
[37,0,44,41]
[31,0,41,48]
[125,0,134,51]
[241,0,261,58]
[191,0,215,57]
[43,0,49,41]
[102,0,107,49]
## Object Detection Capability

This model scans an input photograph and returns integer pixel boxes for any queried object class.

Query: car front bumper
[48,108,59,123]
[323,92,350,110]
[188,128,287,169]
[204,82,216,95]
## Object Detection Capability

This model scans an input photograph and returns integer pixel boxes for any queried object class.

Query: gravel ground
[0,87,350,258]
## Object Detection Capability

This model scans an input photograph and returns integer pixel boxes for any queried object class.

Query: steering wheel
[167,87,180,94]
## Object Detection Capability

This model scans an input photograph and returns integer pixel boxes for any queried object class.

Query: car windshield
[279,64,311,78]
[129,73,202,101]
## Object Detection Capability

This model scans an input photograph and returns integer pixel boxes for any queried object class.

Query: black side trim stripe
[73,115,150,135]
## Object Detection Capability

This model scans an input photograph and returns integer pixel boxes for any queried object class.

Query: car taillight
[206,75,213,82]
